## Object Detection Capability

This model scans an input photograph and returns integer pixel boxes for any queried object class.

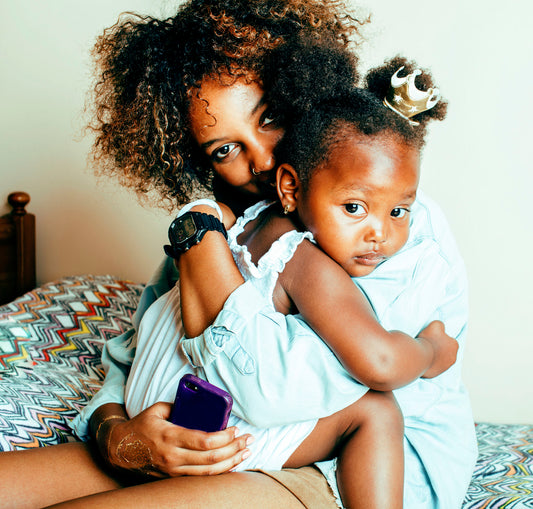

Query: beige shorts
[256,466,339,509]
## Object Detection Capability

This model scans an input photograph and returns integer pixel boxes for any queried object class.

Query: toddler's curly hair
[270,45,447,187]
[88,0,366,208]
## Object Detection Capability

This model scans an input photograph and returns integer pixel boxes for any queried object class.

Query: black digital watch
[163,211,227,258]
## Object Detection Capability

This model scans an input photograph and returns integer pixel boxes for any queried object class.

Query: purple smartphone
[169,374,233,432]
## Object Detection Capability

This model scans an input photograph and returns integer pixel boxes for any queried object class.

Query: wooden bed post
[0,192,36,304]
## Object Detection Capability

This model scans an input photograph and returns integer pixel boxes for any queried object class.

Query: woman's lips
[354,253,386,266]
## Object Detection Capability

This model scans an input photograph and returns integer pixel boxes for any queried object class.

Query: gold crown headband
[383,67,440,125]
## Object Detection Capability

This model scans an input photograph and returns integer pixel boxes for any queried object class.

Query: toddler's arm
[417,320,458,379]
[278,239,457,391]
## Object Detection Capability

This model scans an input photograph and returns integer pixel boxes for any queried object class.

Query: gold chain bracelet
[95,414,128,445]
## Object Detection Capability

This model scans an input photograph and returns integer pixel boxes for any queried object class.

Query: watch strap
[193,212,228,238]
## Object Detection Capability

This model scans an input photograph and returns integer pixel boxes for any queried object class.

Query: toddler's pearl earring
[283,204,291,215]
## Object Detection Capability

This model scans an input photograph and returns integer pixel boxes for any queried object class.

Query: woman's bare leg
[45,471,309,509]
[284,390,405,509]
[0,442,123,509]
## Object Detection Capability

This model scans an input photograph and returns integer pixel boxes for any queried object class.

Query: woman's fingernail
[246,435,255,446]
[242,450,251,460]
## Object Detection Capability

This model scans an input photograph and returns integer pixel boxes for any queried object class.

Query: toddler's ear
[276,164,301,213]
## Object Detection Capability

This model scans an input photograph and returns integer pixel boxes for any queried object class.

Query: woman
[78,5,475,506]
[0,1,369,508]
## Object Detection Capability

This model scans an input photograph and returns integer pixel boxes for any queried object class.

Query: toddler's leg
[283,390,404,509]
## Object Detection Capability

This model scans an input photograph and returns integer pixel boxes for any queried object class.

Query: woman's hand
[94,403,252,478]
[418,320,458,378]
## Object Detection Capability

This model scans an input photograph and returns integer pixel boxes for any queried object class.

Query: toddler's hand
[418,320,458,378]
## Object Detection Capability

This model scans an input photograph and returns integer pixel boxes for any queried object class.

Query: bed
[0,192,532,507]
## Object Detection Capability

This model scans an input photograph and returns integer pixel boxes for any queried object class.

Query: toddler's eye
[344,203,365,216]
[391,208,409,218]
[212,143,238,163]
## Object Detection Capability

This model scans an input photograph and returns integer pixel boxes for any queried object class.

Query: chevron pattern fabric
[0,276,531,506]
[0,275,143,450]
[463,423,533,507]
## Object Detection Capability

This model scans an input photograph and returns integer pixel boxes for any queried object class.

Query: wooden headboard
[0,192,36,305]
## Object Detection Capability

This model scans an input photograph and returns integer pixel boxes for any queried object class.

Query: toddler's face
[297,133,419,278]
[188,75,284,196]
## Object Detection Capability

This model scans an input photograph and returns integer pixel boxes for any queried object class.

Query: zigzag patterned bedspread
[0,275,143,448]
[0,275,531,507]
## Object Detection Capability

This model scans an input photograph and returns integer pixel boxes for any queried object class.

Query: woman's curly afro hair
[88,0,366,209]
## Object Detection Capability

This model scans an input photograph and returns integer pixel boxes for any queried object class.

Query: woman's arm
[70,329,136,440]
[179,232,244,338]
[177,202,244,338]
[71,257,178,439]
[74,257,249,477]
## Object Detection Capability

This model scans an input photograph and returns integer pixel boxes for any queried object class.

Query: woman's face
[188,76,284,196]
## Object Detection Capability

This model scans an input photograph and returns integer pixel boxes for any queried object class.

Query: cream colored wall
[2,1,178,284]
[351,0,533,424]
[2,1,532,424]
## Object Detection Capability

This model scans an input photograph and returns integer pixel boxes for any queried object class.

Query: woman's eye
[212,143,238,163]
[391,208,409,218]
[344,203,365,216]
[260,110,278,129]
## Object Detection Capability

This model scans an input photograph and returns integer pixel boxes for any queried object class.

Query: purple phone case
[169,374,233,432]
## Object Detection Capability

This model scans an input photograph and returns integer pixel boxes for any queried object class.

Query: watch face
[170,215,197,244]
